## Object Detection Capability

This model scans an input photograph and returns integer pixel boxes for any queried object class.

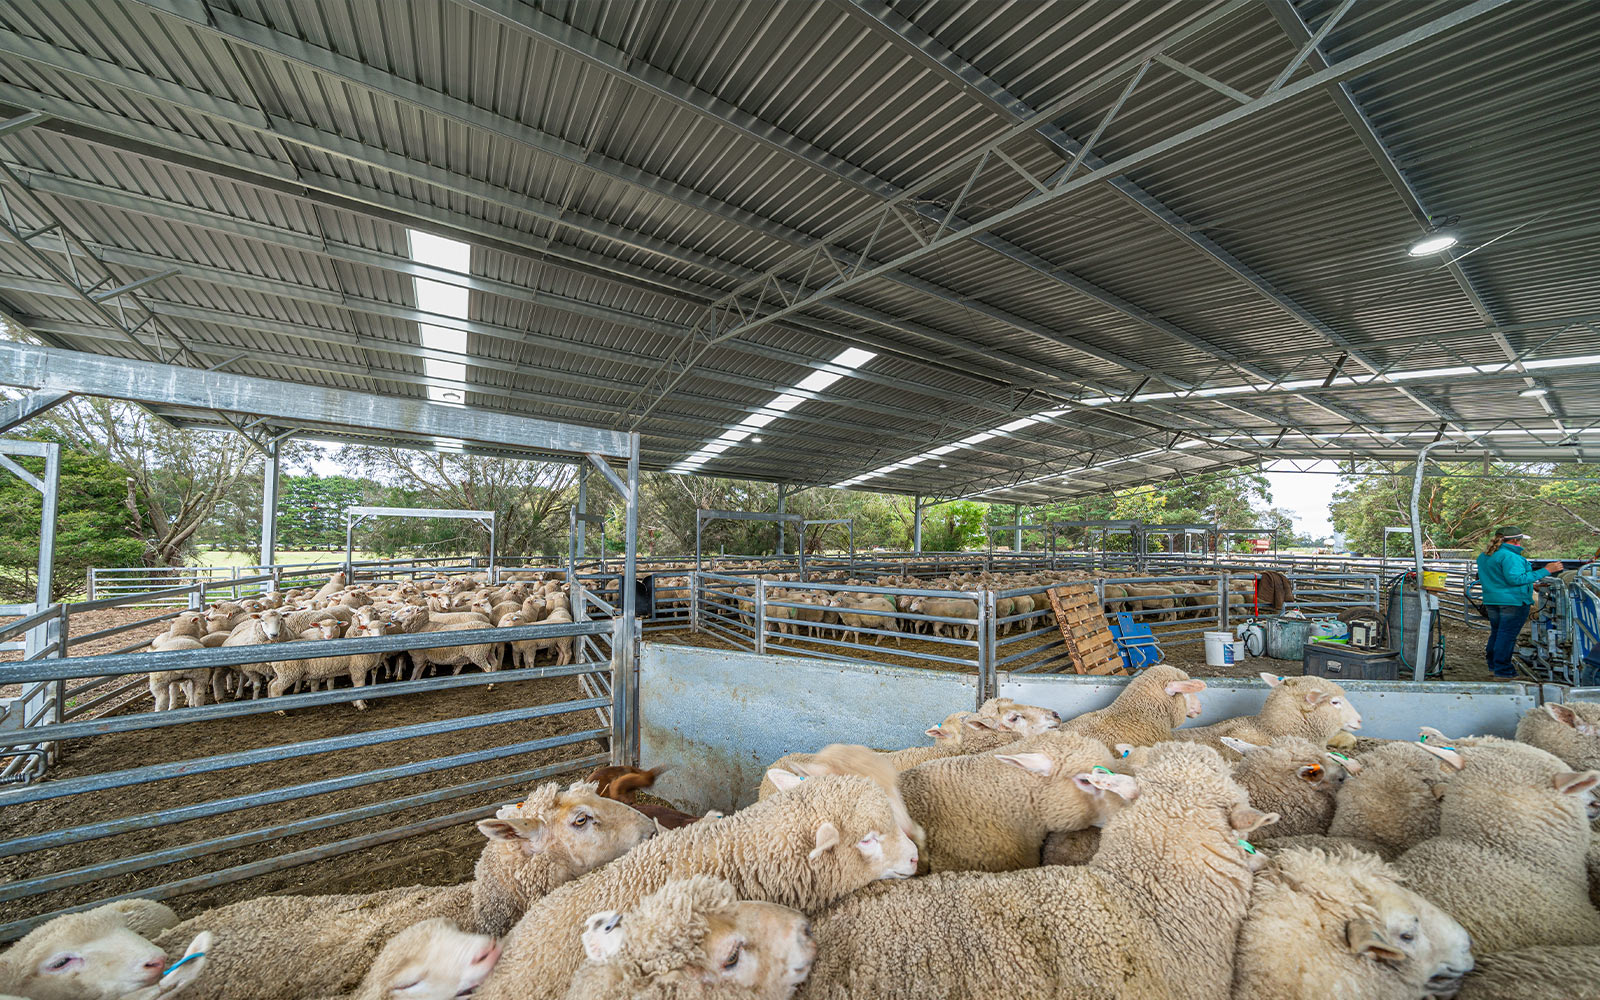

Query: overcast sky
[1265,462,1339,539]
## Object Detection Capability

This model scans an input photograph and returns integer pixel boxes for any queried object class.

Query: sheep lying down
[0,900,211,1000]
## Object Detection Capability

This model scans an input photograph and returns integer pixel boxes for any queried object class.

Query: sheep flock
[9,668,1600,1000]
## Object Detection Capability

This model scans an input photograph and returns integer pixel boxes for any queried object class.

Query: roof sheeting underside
[0,0,1593,504]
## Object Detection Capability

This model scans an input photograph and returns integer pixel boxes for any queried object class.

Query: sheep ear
[1327,752,1362,775]
[1219,736,1262,754]
[1297,763,1325,783]
[1345,918,1405,962]
[808,821,841,860]
[1545,703,1581,729]
[1415,743,1466,771]
[1229,805,1279,834]
[1164,680,1205,695]
[581,911,625,962]
[995,752,1055,777]
[1303,690,1329,707]
[1259,672,1283,687]
[964,716,1003,732]
[1553,771,1600,797]
[159,931,213,991]
[766,768,807,793]
[1114,743,1136,760]
[925,726,949,740]
[1418,725,1451,742]
[477,817,545,851]
[1073,772,1139,802]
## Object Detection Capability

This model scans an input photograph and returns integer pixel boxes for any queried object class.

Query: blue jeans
[1483,603,1530,678]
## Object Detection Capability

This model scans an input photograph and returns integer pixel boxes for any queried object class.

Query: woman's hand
[1545,562,1565,573]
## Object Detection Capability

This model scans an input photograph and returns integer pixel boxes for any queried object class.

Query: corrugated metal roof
[0,0,1595,497]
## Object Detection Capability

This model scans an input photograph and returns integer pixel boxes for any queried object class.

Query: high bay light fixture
[1407,224,1458,256]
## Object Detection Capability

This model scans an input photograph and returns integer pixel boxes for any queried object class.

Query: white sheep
[1393,739,1600,952]
[1176,672,1362,754]
[1517,702,1600,770]
[795,743,1275,1000]
[1233,846,1473,1000]
[1055,663,1207,747]
[565,876,814,1000]
[476,773,919,1000]
[1455,944,1600,999]
[0,900,210,1000]
[152,782,656,1000]
[308,918,499,1000]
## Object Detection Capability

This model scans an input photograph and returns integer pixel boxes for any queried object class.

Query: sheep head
[476,781,656,875]
[0,901,181,1000]
[976,697,1061,736]
[352,919,498,1000]
[1262,674,1362,738]
[575,877,814,1000]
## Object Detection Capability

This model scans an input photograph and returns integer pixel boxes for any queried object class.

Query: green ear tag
[1326,751,1351,763]
[1238,838,1257,854]
[1419,733,1428,742]
[1090,765,1113,775]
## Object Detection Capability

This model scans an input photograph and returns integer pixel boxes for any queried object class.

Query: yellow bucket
[1422,570,1448,592]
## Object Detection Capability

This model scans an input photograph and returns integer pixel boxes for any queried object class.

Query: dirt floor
[655,610,1496,683]
[1,653,605,928]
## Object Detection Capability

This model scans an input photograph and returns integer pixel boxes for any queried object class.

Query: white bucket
[1204,631,1236,667]
[1231,640,1248,662]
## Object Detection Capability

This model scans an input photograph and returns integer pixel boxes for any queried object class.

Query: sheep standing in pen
[1232,847,1473,1000]
[475,773,919,1000]
[0,901,211,1000]
[1175,672,1362,753]
[565,876,815,1000]
[794,743,1275,1000]
[1052,662,1207,747]
[217,609,288,699]
[1392,740,1600,953]
[150,782,656,1000]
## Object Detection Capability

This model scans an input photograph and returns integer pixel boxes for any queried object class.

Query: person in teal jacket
[1475,525,1564,678]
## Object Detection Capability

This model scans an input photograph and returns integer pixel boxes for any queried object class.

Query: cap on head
[1494,525,1527,539]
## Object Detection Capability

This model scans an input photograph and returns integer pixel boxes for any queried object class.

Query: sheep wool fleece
[480,774,911,1000]
[799,744,1262,1000]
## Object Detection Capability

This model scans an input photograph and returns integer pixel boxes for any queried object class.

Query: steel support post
[616,433,641,765]
[978,590,997,704]
[775,485,786,557]
[1219,571,1230,631]
[1012,505,1022,552]
[259,438,279,568]
[912,495,924,554]
[755,578,767,655]
[1409,444,1443,682]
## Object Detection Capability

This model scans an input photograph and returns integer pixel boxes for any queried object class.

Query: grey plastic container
[1302,642,1401,681]
[1264,616,1316,660]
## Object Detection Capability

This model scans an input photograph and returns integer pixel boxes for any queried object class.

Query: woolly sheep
[309,919,500,1000]
[1455,945,1600,999]
[796,743,1276,1000]
[888,731,1126,872]
[477,773,918,1000]
[1177,673,1361,753]
[565,876,815,1000]
[755,705,1034,801]
[1221,736,1355,840]
[971,697,1060,736]
[153,782,656,1000]
[1393,740,1600,952]
[0,900,208,1000]
[1232,847,1473,1000]
[1056,663,1206,747]
[1517,702,1600,770]
[1322,740,1458,859]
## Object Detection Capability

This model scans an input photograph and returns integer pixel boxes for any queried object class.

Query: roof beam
[0,341,634,457]
[0,389,71,433]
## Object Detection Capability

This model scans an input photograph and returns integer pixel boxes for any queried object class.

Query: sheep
[1176,673,1362,753]
[755,705,1035,801]
[475,773,919,1000]
[1232,847,1473,1000]
[824,595,900,647]
[885,730,1126,873]
[152,781,657,1000]
[314,571,348,600]
[1054,663,1207,747]
[311,919,499,1000]
[1221,736,1355,840]
[266,618,385,707]
[1321,739,1460,859]
[565,876,815,1000]
[0,900,209,1000]
[529,606,575,667]
[904,596,976,639]
[971,696,1060,735]
[217,609,288,699]
[1392,740,1600,952]
[407,621,503,678]
[1455,945,1600,999]
[1517,701,1600,770]
[144,625,214,711]
[795,743,1274,1000]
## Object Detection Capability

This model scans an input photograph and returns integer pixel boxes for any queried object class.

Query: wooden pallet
[1045,584,1127,675]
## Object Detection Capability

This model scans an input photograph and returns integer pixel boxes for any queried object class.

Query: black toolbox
[1302,641,1401,681]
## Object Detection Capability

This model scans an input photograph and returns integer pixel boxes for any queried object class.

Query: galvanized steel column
[912,495,923,554]
[259,438,280,568]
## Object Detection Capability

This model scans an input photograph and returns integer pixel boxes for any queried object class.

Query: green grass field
[191,549,383,567]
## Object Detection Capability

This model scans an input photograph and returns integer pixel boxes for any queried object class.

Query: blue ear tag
[1120,748,1131,758]
[1238,839,1257,854]
[163,952,206,978]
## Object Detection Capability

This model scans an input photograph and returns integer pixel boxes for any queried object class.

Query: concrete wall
[641,642,1540,812]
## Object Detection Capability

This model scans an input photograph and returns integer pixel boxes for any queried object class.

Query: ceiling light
[751,436,762,443]
[938,463,948,468]
[1519,386,1549,397]
[1407,232,1458,256]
